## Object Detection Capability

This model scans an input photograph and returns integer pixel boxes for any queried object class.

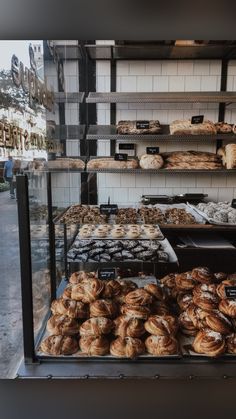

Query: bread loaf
[170,119,217,135]
[162,151,220,163]
[164,162,222,170]
[87,157,139,170]
[47,158,85,170]
[215,122,233,134]
[225,144,236,169]
[139,154,164,169]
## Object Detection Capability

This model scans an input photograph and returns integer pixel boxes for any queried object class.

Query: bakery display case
[16,40,236,378]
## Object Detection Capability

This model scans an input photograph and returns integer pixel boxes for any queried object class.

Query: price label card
[119,143,135,150]
[98,268,116,280]
[231,199,236,209]
[191,115,204,124]
[136,120,150,130]
[114,153,128,161]
[146,147,160,155]
[100,204,118,215]
[225,286,236,299]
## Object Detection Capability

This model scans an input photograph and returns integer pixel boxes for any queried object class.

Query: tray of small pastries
[78,224,164,240]
[37,267,236,360]
[188,202,236,226]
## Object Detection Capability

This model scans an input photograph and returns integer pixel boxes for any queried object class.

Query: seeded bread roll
[139,154,164,169]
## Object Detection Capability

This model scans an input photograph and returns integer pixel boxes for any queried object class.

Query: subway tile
[119,109,137,120]
[228,64,236,76]
[128,188,144,203]
[105,173,121,187]
[145,61,162,75]
[203,188,219,201]
[129,61,146,75]
[153,76,169,92]
[200,76,218,91]
[169,76,185,92]
[64,61,78,77]
[196,174,212,187]
[98,188,114,204]
[226,174,236,187]
[178,61,194,75]
[218,188,234,202]
[227,76,234,91]
[150,174,166,187]
[180,174,196,187]
[116,62,129,76]
[209,60,221,76]
[113,188,128,203]
[137,76,153,92]
[120,174,136,187]
[194,60,210,75]
[96,61,110,76]
[185,76,201,91]
[161,61,178,75]
[120,76,137,92]
[157,187,173,195]
[136,109,153,120]
[135,174,151,187]
[211,174,227,187]
[165,174,181,187]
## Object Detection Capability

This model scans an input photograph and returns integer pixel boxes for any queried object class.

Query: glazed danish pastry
[144,283,164,301]
[145,335,179,356]
[125,288,153,306]
[69,270,97,285]
[226,333,236,354]
[144,315,178,336]
[203,310,232,335]
[71,278,104,303]
[90,299,117,318]
[179,311,198,336]
[51,298,89,319]
[40,335,79,355]
[47,314,80,335]
[79,336,110,356]
[219,299,236,318]
[79,317,113,336]
[120,304,150,320]
[191,267,214,284]
[177,293,193,311]
[102,280,122,298]
[110,337,145,358]
[175,271,196,291]
[114,315,145,338]
[192,328,225,357]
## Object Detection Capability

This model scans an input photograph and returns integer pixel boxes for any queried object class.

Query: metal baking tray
[187,203,236,227]
[140,203,206,227]
[179,333,236,359]
[77,224,164,241]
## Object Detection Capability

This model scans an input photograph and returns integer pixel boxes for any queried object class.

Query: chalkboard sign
[225,286,236,299]
[114,153,128,161]
[100,204,118,215]
[231,199,236,209]
[98,268,116,280]
[146,147,160,154]
[191,115,204,124]
[136,120,150,130]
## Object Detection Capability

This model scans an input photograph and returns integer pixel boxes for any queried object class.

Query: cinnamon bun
[117,279,138,295]
[62,284,74,300]
[47,314,80,336]
[226,333,236,354]
[177,293,193,311]
[102,280,122,298]
[71,278,104,303]
[40,335,79,355]
[160,273,176,289]
[144,315,178,336]
[204,310,232,335]
[175,271,196,291]
[69,270,97,285]
[150,300,171,316]
[192,328,225,357]
[120,304,150,320]
[219,299,236,318]
[145,335,179,356]
[51,298,89,319]
[90,299,117,318]
[110,337,145,358]
[125,288,153,306]
[79,317,113,336]
[144,283,164,301]
[186,304,207,329]
[191,267,214,284]
[114,315,145,338]
[179,311,198,336]
[192,289,219,311]
[79,336,110,356]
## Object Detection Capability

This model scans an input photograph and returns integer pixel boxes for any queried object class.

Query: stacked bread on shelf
[117,120,162,135]
[161,151,222,170]
[162,267,236,356]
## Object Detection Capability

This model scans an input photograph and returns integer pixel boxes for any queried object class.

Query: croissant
[79,336,110,356]
[179,311,198,336]
[120,304,150,320]
[175,271,196,291]
[144,315,178,336]
[51,298,89,319]
[219,299,236,318]
[110,337,145,358]
[145,335,179,356]
[191,267,214,284]
[114,315,145,338]
[177,293,193,311]
[90,299,117,318]
[203,310,232,335]
[125,288,153,306]
[80,317,113,336]
[102,280,122,298]
[192,328,225,357]
[144,284,164,301]
[226,333,236,354]
[71,278,104,303]
[40,335,79,355]
[46,314,80,335]
[69,270,97,285]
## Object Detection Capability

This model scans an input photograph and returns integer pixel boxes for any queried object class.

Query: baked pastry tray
[77,224,164,241]
[148,203,206,227]
[187,203,236,227]
[179,334,236,359]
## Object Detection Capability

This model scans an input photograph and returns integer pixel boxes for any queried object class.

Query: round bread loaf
[139,154,164,170]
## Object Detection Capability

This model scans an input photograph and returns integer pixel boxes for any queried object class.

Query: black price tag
[114,153,128,161]
[191,115,204,124]
[231,199,236,209]
[119,143,135,150]
[146,147,160,155]
[100,204,118,215]
[98,268,116,280]
[136,120,150,130]
[225,286,236,299]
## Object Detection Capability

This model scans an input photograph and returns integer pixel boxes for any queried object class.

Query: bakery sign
[11,44,54,111]
[0,120,63,153]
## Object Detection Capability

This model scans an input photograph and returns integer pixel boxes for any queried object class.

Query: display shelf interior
[56,44,83,60]
[54,92,85,103]
[87,125,236,141]
[85,42,236,60]
[86,167,236,174]
[53,125,85,140]
[86,92,236,104]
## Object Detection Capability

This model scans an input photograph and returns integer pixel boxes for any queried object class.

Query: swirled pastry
[110,337,145,358]
[121,304,150,320]
[125,288,153,306]
[71,278,104,303]
[226,333,236,354]
[160,273,176,289]
[186,304,207,329]
[191,267,214,284]
[145,335,179,356]
[150,300,171,316]
[62,284,74,300]
[216,279,236,299]
[114,315,145,338]
[144,315,178,336]
[144,283,164,300]
[214,272,228,283]
[177,293,193,311]
[69,270,97,285]
[179,311,198,336]
[40,335,79,355]
[80,317,113,336]
[192,328,225,357]
[219,299,236,318]
[117,279,138,295]
[90,299,117,318]
[204,310,232,335]
[175,271,196,291]
[102,280,122,298]
[79,336,110,356]
[47,314,80,335]
[192,289,219,311]
[51,298,89,319]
